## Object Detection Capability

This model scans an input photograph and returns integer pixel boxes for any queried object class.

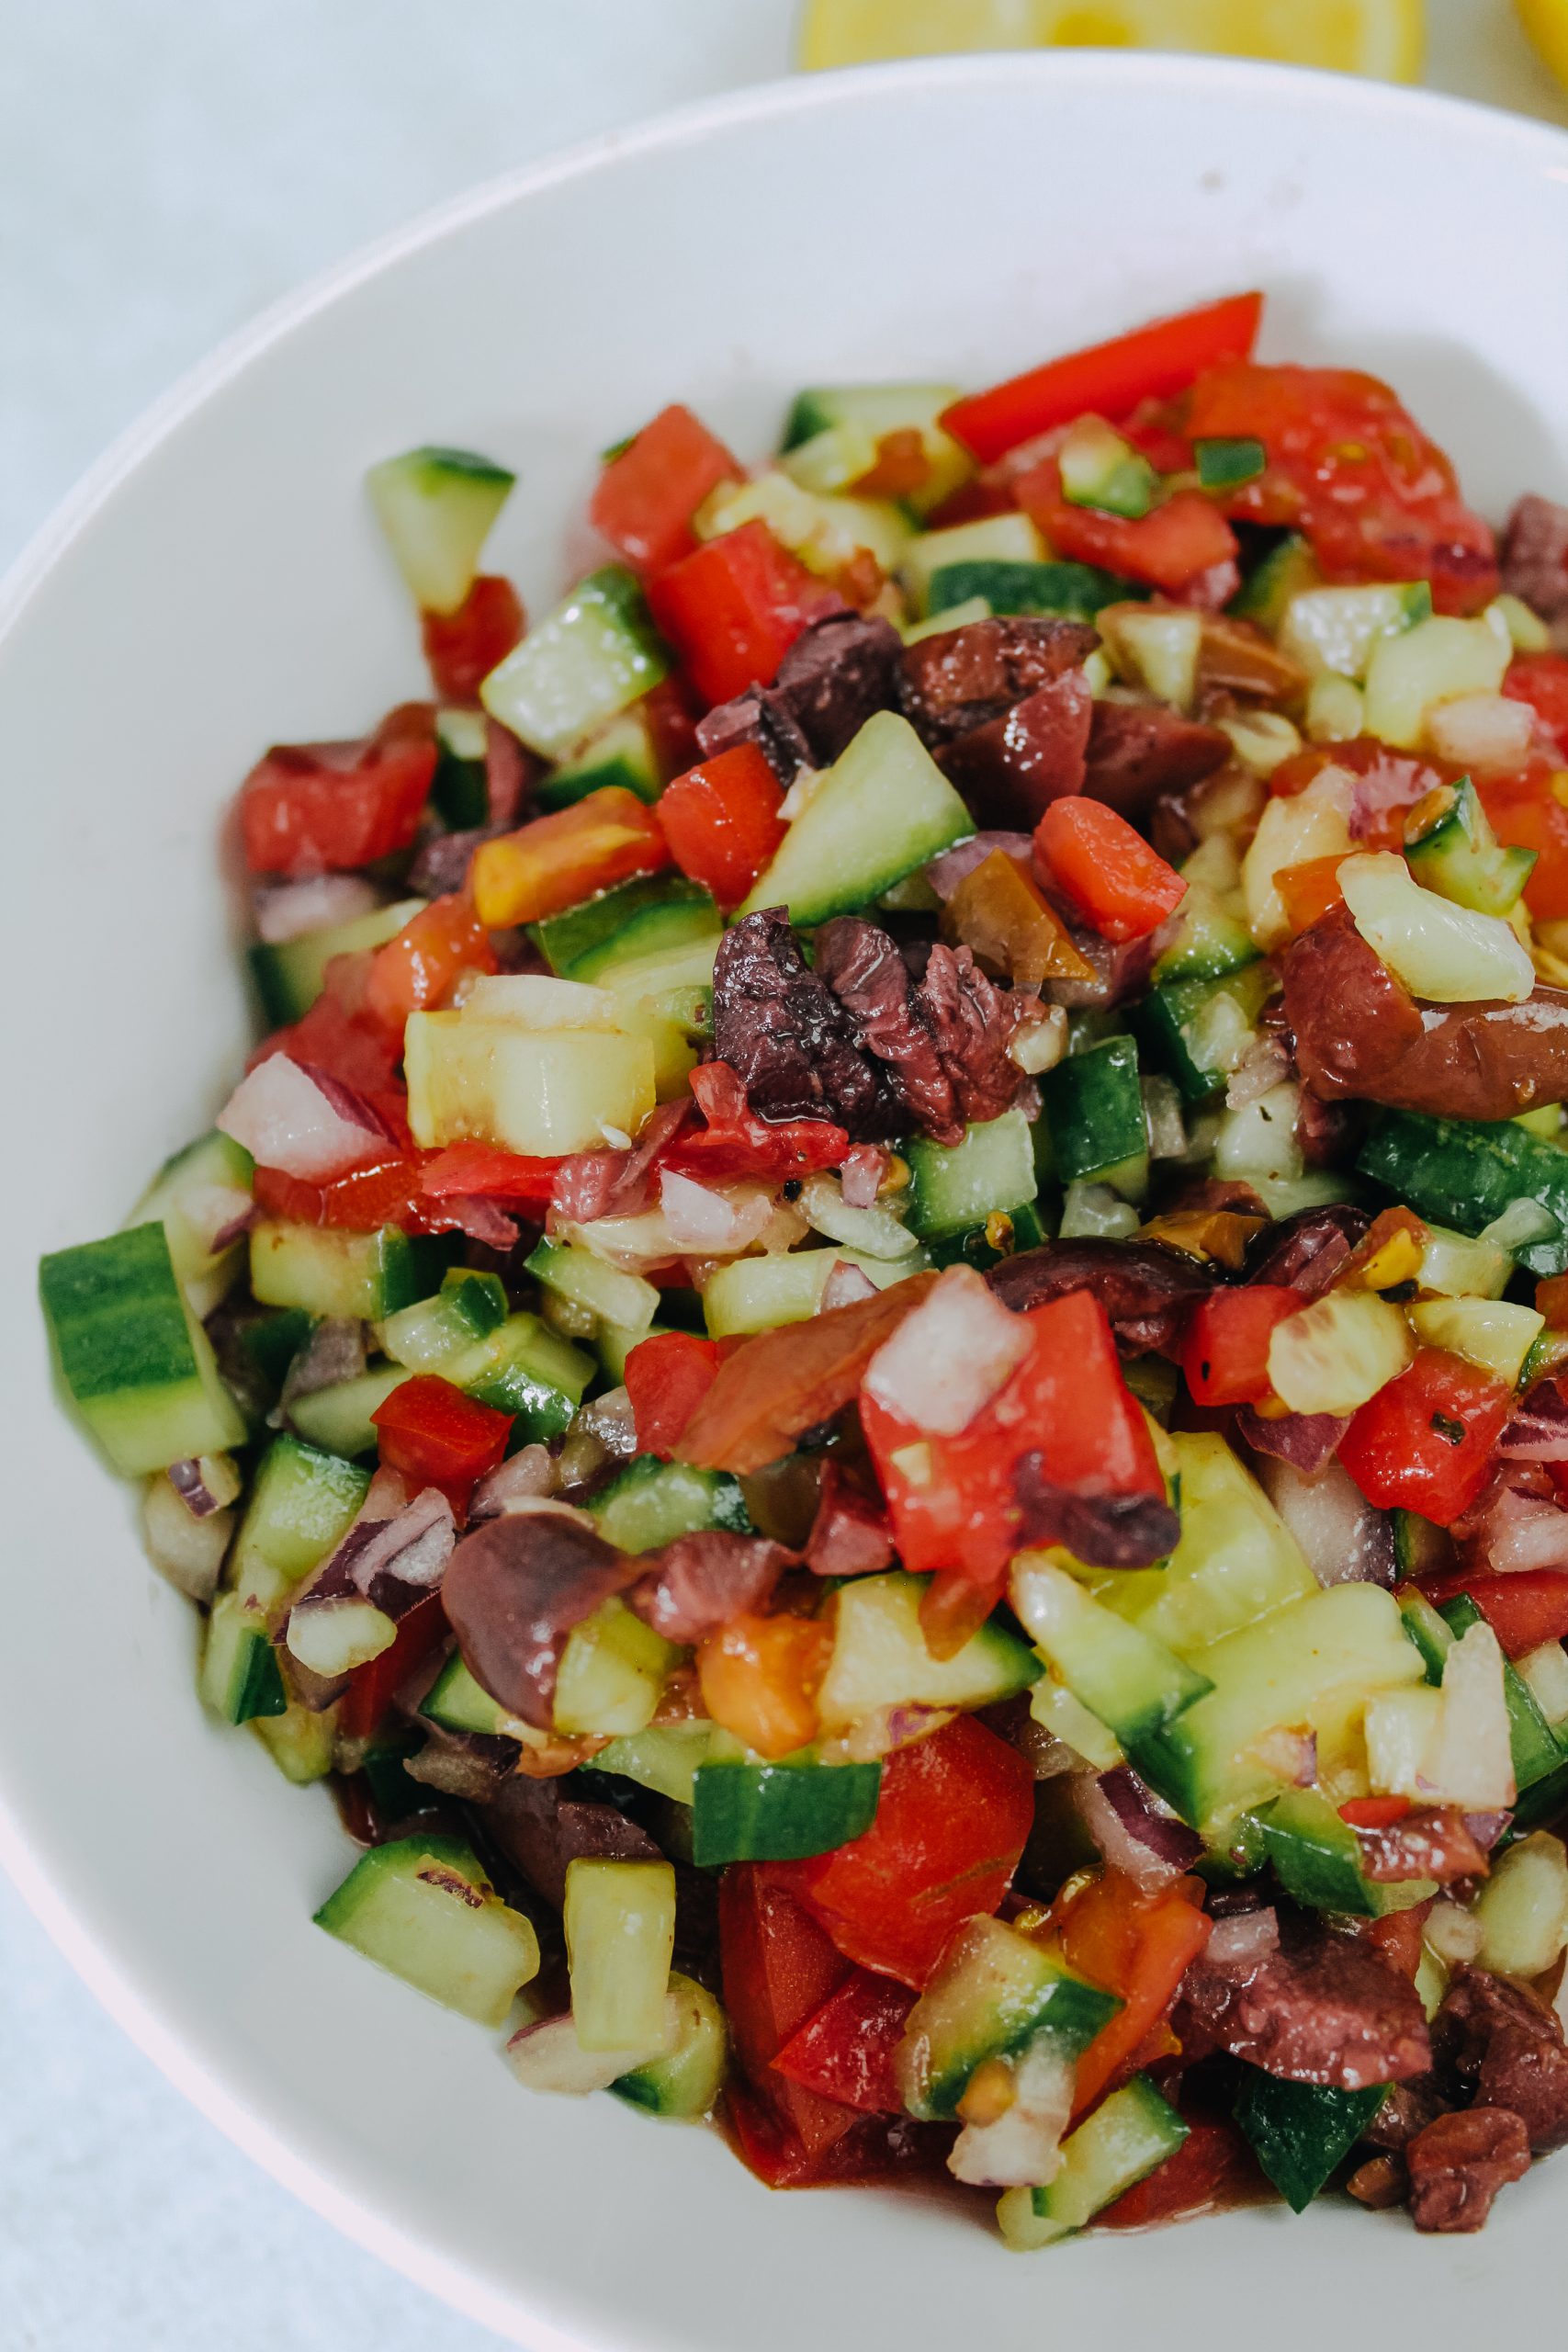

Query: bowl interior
[4,52,1568,2352]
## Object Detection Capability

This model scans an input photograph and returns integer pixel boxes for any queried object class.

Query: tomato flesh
[1338,1348,1514,1527]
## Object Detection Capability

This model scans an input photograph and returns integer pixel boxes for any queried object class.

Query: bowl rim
[6,47,1568,2349]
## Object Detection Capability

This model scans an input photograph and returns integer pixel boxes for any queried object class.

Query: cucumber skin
[1041,1036,1146,1185]
[1359,1112,1568,1277]
[691,1760,882,1868]
[1233,2074,1385,2213]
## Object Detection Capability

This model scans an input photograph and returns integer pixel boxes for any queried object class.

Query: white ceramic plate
[5,51,1568,2352]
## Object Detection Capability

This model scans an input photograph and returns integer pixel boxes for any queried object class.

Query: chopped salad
[42,288,1568,2243]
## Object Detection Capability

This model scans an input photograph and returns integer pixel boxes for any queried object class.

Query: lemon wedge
[798,0,1424,81]
[1517,0,1568,89]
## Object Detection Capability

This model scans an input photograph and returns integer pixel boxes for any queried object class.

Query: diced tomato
[1340,1795,1413,1830]
[239,705,437,877]
[723,2078,937,2189]
[1098,2114,1266,2231]
[771,1968,915,2115]
[1416,1569,1568,1659]
[1275,853,1350,937]
[1015,459,1238,598]
[252,980,406,1103]
[662,1062,850,1184]
[658,742,786,910]
[942,292,1264,465]
[365,894,496,1032]
[418,1141,563,1205]
[1056,1869,1211,2116]
[591,404,740,578]
[1180,1285,1301,1408]
[718,1864,862,2164]
[639,676,702,780]
[1478,765,1568,922]
[777,1715,1034,1988]
[1269,737,1464,852]
[370,1374,513,1520]
[337,1589,448,1744]
[1338,1349,1514,1527]
[1184,363,1499,615]
[623,1329,722,1459]
[862,1290,1166,1585]
[469,787,671,929]
[697,1612,832,1759]
[648,521,840,708]
[1504,651,1568,755]
[254,1152,456,1236]
[849,428,933,503]
[1033,797,1187,943]
[420,575,525,703]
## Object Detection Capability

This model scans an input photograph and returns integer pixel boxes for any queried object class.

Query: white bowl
[5,50,1568,2351]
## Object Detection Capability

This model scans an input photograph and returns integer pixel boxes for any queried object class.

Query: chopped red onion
[1226,1033,1293,1110]
[1464,1811,1513,1851]
[485,717,530,829]
[819,1258,877,1311]
[925,832,1032,900]
[1472,1480,1568,1574]
[1236,1406,1349,1477]
[1206,1908,1280,1968]
[1255,1453,1395,1588]
[444,1193,520,1250]
[1251,1726,1318,1786]
[470,1446,556,1521]
[551,1100,692,1225]
[178,1181,255,1255]
[573,1386,639,1461]
[1499,1379,1568,1463]
[660,1170,772,1254]
[506,2009,667,2096]
[863,1263,1032,1437]
[142,1476,233,1602]
[1076,1768,1203,1894]
[279,1317,367,1411]
[218,1055,390,1182]
[840,1145,889,1211]
[254,875,380,944]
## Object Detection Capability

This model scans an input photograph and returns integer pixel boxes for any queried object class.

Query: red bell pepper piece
[1016,460,1239,598]
[1479,763,1568,922]
[861,1289,1166,1584]
[1185,362,1499,615]
[365,894,497,1032]
[657,742,786,910]
[370,1374,513,1520]
[648,521,840,708]
[418,1141,564,1206]
[239,705,437,877]
[1339,1795,1412,1830]
[777,1715,1034,1988]
[1338,1349,1514,1528]
[590,404,740,579]
[1057,1869,1212,2116]
[623,1330,723,1459]
[420,575,525,703]
[942,292,1264,464]
[1097,2113,1266,2231]
[1415,1569,1568,1659]
[662,1062,851,1183]
[469,787,671,929]
[337,1589,448,1745]
[1180,1284,1301,1408]
[1034,797,1187,943]
[718,1864,862,2163]
[771,1968,915,2115]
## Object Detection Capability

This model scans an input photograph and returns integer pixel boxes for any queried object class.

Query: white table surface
[2,4,1563,2345]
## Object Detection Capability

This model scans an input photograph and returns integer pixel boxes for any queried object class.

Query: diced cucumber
[1359,1111,1568,1279]
[612,1971,728,2118]
[40,1223,247,1476]
[130,1128,254,1318]
[405,1012,657,1158]
[592,1723,715,1805]
[1250,1788,1433,1919]
[1195,436,1265,490]
[1058,417,1157,522]
[1435,1594,1564,1793]
[525,1239,660,1339]
[737,711,973,926]
[701,1247,922,1338]
[286,1363,408,1458]
[905,1108,1039,1240]
[998,2075,1188,2248]
[903,596,993,643]
[252,1693,337,1785]
[780,381,972,518]
[1042,1035,1148,1193]
[1101,605,1203,712]
[1229,535,1320,633]
[248,898,421,1028]
[1134,1584,1426,1832]
[366,446,514,616]
[198,1592,287,1724]
[223,1432,370,1614]
[1406,1296,1543,1386]
[379,1269,509,1373]
[1277,582,1432,682]
[553,1599,680,1738]
[1152,889,1260,986]
[534,873,718,982]
[249,1218,454,1322]
[1135,962,1277,1103]
[817,1571,1035,1730]
[538,706,662,812]
[589,1453,750,1554]
[315,1834,540,2025]
[433,707,489,830]
[564,1858,676,2052]
[900,1916,1120,2123]
[1337,850,1534,1008]
[697,472,912,581]
[1404,776,1538,917]
[457,1311,593,1441]
[1362,612,1510,750]
[1233,2073,1385,2213]
[691,1757,882,1867]
[1100,1433,1314,1659]
[1012,1557,1211,1749]
[480,567,668,762]
[928,558,1128,622]
[1472,1831,1568,1977]
[902,514,1046,616]
[422,1653,513,1739]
